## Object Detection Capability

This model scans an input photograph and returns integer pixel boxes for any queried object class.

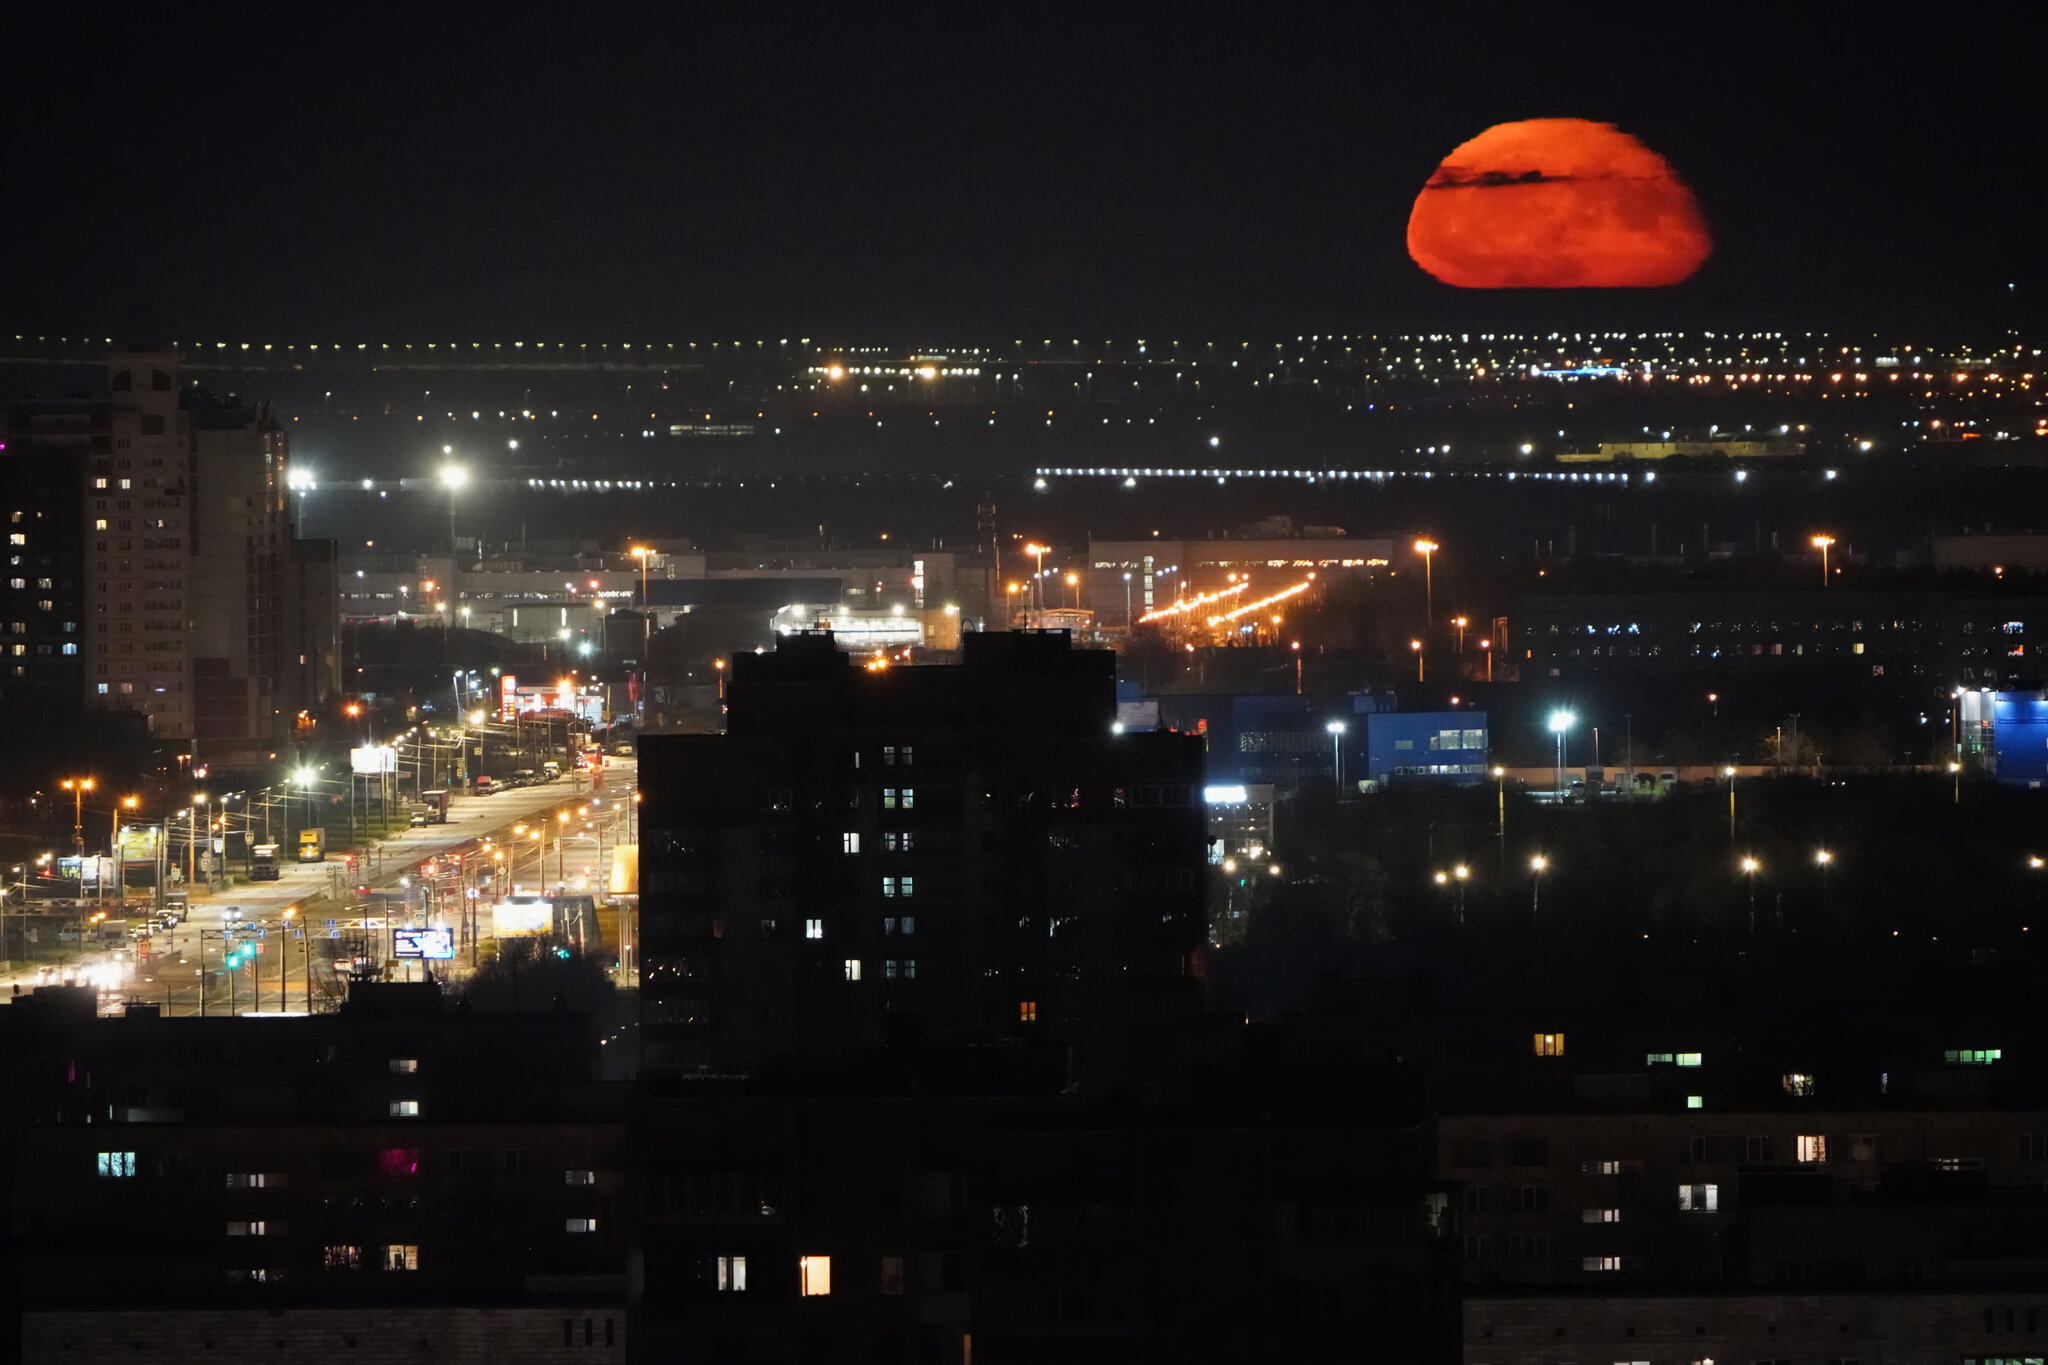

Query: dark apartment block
[636,631,1208,1090]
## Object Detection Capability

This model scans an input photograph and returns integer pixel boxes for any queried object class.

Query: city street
[1,758,636,1014]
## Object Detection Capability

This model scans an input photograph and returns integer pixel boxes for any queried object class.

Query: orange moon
[1406,119,1711,288]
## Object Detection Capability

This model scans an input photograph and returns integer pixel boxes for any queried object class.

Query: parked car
[613,743,634,756]
[409,811,430,827]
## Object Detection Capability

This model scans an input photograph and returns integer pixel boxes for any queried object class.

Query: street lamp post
[630,545,653,662]
[1548,710,1576,795]
[1949,760,1962,805]
[1122,572,1132,628]
[61,777,94,860]
[1410,639,1423,682]
[1025,544,1049,614]
[1413,539,1437,646]
[1741,855,1761,935]
[1492,766,1506,874]
[114,796,138,906]
[1326,721,1348,795]
[439,460,469,557]
[1529,854,1548,921]
[1453,616,1467,654]
[1811,534,1835,586]
[1479,638,1493,682]
[1814,848,1833,915]
[1724,765,1738,840]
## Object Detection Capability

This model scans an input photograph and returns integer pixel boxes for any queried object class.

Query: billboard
[351,745,397,775]
[491,896,553,937]
[500,673,519,721]
[116,825,161,863]
[393,927,456,960]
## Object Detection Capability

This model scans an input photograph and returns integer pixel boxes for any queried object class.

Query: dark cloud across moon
[1406,119,1712,288]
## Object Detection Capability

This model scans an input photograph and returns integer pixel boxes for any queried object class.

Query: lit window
[384,1244,419,1271]
[883,915,915,935]
[1686,1095,1704,1110]
[885,958,916,980]
[1580,1207,1622,1223]
[1781,1073,1815,1097]
[716,1255,747,1291]
[1019,1001,1037,1022]
[1678,1183,1719,1211]
[1945,1048,2002,1066]
[565,1217,598,1233]
[799,1255,832,1296]
[389,1100,420,1118]
[1580,1255,1622,1272]
[804,918,823,940]
[882,787,899,809]
[565,1170,596,1186]
[841,832,860,854]
[97,1152,137,1178]
[844,959,862,981]
[1676,1052,1703,1067]
[883,875,914,897]
[322,1245,360,1269]
[389,1058,418,1074]
[226,1221,268,1236]
[1532,1032,1565,1057]
[226,1173,282,1189]
[1796,1135,1827,1164]
[378,1149,419,1176]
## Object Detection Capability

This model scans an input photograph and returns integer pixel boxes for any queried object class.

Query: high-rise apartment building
[0,400,91,709]
[637,631,1208,1088]
[83,348,301,765]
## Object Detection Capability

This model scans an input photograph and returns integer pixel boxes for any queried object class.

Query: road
[2,758,637,1015]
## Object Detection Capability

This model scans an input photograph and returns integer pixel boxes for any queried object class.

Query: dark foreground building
[636,631,1209,1091]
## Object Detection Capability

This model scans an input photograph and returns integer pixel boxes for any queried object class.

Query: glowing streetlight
[1453,616,1468,653]
[1410,638,1424,682]
[1949,759,1962,804]
[1529,853,1548,920]
[439,461,469,554]
[1724,764,1738,839]
[1024,543,1050,612]
[1413,538,1438,648]
[1811,534,1835,586]
[1741,855,1761,934]
[60,777,94,859]
[1548,710,1576,793]
[1326,720,1348,793]
[1479,637,1493,682]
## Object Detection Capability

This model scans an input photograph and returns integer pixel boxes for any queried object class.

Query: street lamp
[1548,710,1576,794]
[630,546,653,660]
[1453,616,1468,653]
[1815,848,1833,914]
[1479,638,1493,682]
[1413,539,1437,644]
[1410,638,1423,682]
[439,460,469,555]
[1065,572,1078,610]
[60,777,94,859]
[1122,571,1132,628]
[1949,760,1962,804]
[1025,543,1050,613]
[1741,855,1761,934]
[1529,854,1548,921]
[1724,764,1738,839]
[1326,720,1348,793]
[1811,534,1835,586]
[114,796,138,906]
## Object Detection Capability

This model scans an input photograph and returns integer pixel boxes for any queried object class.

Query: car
[409,812,430,827]
[613,743,634,756]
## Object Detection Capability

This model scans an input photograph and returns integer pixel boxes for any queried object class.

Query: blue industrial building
[1991,692,2048,788]
[1150,691,1488,789]
[1358,708,1490,787]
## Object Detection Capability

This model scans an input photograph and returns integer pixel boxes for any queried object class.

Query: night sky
[9,6,2042,340]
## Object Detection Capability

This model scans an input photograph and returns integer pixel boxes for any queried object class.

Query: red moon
[1406,119,1711,288]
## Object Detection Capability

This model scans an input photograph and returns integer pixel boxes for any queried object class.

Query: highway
[2,757,636,1015]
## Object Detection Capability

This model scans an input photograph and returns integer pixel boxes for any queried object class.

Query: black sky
[9,5,2043,340]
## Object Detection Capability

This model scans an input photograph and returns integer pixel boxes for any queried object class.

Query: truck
[251,844,281,880]
[297,828,327,862]
[419,789,451,823]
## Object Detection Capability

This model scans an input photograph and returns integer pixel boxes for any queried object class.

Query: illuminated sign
[491,897,553,937]
[393,927,455,960]
[500,674,519,721]
[1203,785,1250,804]
[350,745,397,775]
